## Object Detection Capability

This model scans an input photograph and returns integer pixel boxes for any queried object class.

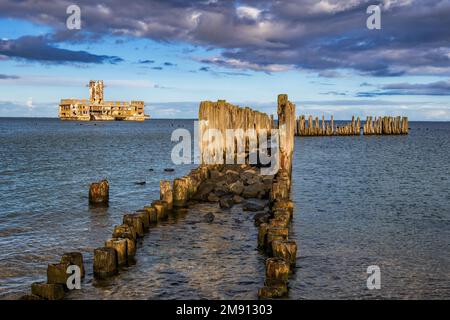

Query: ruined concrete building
[58,80,149,121]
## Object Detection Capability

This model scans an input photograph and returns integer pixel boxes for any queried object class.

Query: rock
[193,181,216,201]
[89,179,109,205]
[203,212,215,223]
[229,181,244,195]
[135,181,146,185]
[31,283,64,300]
[214,184,229,197]
[210,170,224,180]
[164,168,175,172]
[232,195,244,204]
[241,185,259,198]
[207,193,220,202]
[225,169,240,184]
[262,175,274,185]
[241,169,258,183]
[219,196,234,209]
[243,200,265,212]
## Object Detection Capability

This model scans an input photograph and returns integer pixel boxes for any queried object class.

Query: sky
[0,0,449,120]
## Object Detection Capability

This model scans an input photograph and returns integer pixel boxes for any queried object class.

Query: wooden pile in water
[363,116,408,135]
[295,114,409,136]
[295,115,360,136]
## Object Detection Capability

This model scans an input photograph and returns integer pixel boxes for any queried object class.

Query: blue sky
[0,0,449,120]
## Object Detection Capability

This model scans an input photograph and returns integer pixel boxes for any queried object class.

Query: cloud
[0,74,19,79]
[0,0,448,76]
[357,80,450,96]
[0,36,123,64]
[26,97,33,109]
[139,59,155,64]
[236,6,261,21]
[198,66,250,77]
[199,57,292,73]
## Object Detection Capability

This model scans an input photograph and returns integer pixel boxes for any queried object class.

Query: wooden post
[31,283,64,300]
[271,240,297,268]
[265,257,290,283]
[173,178,188,207]
[105,238,128,266]
[60,252,85,278]
[160,180,173,211]
[123,214,144,238]
[89,179,109,205]
[93,247,118,278]
[277,94,295,178]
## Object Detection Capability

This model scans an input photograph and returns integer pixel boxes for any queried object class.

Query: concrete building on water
[58,80,149,121]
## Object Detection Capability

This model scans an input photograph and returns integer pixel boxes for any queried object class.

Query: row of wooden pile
[295,115,409,136]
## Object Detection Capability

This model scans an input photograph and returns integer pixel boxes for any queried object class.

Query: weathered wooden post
[31,283,64,300]
[265,257,290,283]
[112,225,136,260]
[60,252,85,278]
[277,94,295,179]
[151,200,169,220]
[105,238,128,266]
[47,263,70,287]
[93,247,118,278]
[144,206,158,224]
[271,240,297,268]
[89,179,109,205]
[173,178,188,207]
[160,180,173,211]
[123,214,144,238]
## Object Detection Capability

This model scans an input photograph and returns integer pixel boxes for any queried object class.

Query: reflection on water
[0,119,449,299]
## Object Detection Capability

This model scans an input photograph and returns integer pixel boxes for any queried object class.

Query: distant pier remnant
[295,114,408,136]
[89,179,109,205]
[363,116,408,135]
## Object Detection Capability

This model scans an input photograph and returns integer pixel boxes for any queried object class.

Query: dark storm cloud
[0,74,20,79]
[357,80,450,96]
[0,0,449,75]
[0,36,123,64]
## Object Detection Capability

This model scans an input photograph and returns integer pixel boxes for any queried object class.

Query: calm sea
[0,118,448,299]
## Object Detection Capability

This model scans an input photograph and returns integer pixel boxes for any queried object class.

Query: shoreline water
[0,119,449,299]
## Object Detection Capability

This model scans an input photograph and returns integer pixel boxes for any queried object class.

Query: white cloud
[26,97,33,109]
[199,56,293,73]
[236,6,261,20]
